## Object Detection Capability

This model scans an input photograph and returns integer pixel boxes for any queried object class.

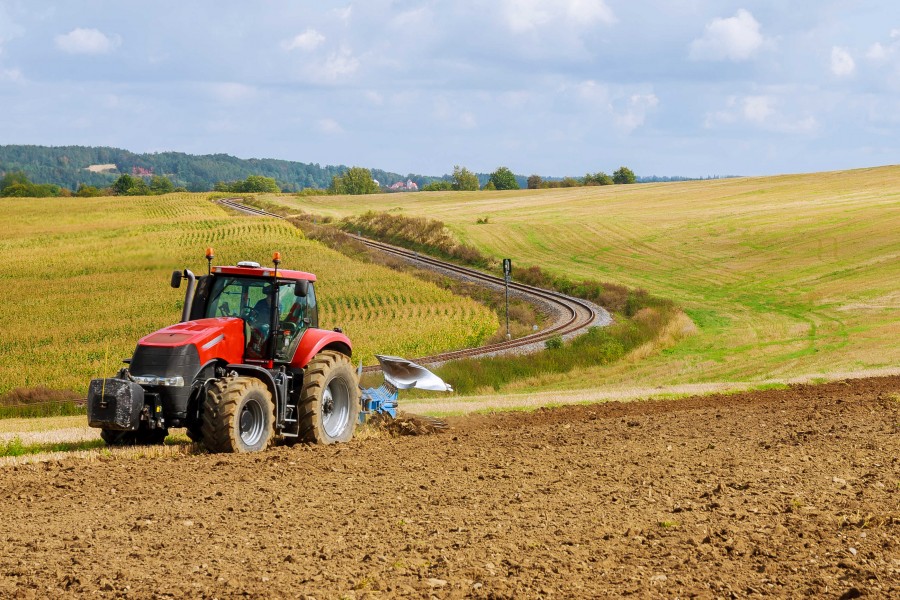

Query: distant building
[389,179,419,192]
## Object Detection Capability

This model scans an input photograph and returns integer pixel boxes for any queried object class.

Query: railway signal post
[503,258,512,340]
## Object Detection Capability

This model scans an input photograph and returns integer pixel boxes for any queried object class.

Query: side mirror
[171,270,182,289]
[294,279,309,297]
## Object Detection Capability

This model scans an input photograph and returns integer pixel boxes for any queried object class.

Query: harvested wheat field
[1,376,897,599]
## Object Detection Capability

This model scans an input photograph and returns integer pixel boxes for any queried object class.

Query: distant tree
[149,175,175,195]
[527,174,543,189]
[0,172,64,197]
[215,175,280,193]
[452,165,479,191]
[330,167,378,195]
[489,166,519,190]
[560,177,580,188]
[126,179,150,196]
[584,171,613,186]
[482,181,497,191]
[612,166,636,184]
[240,175,279,193]
[0,171,29,193]
[76,185,103,197]
[112,174,138,195]
[421,181,453,191]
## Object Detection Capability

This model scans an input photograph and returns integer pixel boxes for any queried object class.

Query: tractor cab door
[274,282,316,362]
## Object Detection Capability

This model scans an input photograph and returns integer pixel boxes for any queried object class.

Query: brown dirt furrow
[0,376,898,599]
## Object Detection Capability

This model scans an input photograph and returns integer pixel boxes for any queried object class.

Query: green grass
[0,436,105,457]
[264,166,900,388]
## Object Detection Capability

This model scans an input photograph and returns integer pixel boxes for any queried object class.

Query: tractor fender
[291,328,352,369]
[223,364,279,402]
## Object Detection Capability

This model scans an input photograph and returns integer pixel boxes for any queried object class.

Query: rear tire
[201,376,275,453]
[298,351,360,444]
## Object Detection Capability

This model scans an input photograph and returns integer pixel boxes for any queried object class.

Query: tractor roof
[212,264,317,281]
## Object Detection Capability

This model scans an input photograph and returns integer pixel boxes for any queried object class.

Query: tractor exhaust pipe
[171,269,197,322]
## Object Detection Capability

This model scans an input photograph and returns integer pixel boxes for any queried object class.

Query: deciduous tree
[489,166,519,190]
[330,167,379,195]
[612,166,636,184]
[452,165,479,191]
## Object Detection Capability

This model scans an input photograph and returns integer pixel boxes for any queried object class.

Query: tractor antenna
[272,251,281,279]
[205,247,214,275]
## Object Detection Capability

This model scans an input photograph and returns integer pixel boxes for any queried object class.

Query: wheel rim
[322,377,351,438]
[239,399,265,446]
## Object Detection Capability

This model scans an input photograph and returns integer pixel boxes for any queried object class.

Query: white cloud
[704,94,817,134]
[866,42,887,61]
[614,93,658,133]
[0,6,25,55]
[321,48,359,79]
[55,28,121,55]
[502,0,615,33]
[317,118,343,134]
[830,46,855,76]
[0,67,23,83]
[459,112,477,129]
[689,9,765,62]
[333,6,353,21]
[866,30,900,62]
[281,29,325,52]
[209,82,259,103]
[743,95,774,123]
[302,47,359,83]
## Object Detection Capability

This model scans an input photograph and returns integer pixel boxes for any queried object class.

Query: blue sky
[0,1,898,177]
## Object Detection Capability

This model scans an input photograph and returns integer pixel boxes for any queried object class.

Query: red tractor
[87,250,360,452]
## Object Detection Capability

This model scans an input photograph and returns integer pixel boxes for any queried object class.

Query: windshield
[206,276,310,361]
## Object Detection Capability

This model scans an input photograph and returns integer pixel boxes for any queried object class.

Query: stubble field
[268,166,900,392]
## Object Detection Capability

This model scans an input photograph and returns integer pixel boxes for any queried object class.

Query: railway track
[218,199,610,368]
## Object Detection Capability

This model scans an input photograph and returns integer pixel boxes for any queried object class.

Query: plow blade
[359,355,451,422]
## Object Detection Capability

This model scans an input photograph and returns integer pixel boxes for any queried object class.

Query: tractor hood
[137,317,246,364]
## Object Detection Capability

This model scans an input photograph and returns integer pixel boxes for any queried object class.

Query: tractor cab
[201,261,318,364]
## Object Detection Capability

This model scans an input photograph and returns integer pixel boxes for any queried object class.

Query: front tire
[298,351,360,444]
[201,376,275,453]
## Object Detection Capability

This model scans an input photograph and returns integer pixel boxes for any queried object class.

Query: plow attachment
[359,355,452,429]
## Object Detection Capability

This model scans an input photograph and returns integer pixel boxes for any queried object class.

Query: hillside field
[0,194,497,396]
[267,166,900,390]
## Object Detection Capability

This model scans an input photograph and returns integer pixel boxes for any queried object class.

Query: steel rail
[217,199,608,369]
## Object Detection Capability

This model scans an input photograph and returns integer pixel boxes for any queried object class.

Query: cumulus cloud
[830,46,855,76]
[55,28,121,54]
[704,94,817,133]
[866,29,900,61]
[301,47,359,83]
[317,118,343,134]
[689,9,765,61]
[281,29,325,52]
[502,0,615,33]
[614,93,659,133]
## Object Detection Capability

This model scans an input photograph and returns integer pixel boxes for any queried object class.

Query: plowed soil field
[1,376,898,599]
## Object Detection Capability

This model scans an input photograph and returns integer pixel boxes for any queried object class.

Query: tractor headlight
[133,375,185,387]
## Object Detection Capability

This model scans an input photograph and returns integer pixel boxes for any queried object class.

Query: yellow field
[0,194,497,395]
[264,166,900,388]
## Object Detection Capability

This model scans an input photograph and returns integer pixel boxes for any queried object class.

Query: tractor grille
[130,344,201,417]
